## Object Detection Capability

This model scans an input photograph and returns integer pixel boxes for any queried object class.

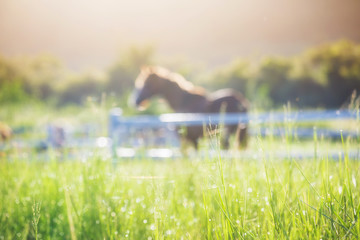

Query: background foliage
[1,40,360,110]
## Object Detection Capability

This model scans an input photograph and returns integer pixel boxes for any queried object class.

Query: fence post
[109,108,123,157]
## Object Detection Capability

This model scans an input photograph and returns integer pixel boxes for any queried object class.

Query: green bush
[0,80,29,104]
[1,41,360,109]
[58,74,106,105]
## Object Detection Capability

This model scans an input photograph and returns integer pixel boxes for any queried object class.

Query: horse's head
[132,66,201,111]
[133,66,164,110]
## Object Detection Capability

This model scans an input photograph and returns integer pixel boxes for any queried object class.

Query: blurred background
[1,0,360,112]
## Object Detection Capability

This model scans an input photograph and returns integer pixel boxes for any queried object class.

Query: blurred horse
[0,122,12,142]
[133,66,250,149]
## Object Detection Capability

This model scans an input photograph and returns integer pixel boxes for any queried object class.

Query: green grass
[1,102,360,239]
[1,134,360,239]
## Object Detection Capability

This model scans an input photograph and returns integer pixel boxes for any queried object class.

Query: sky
[1,0,360,70]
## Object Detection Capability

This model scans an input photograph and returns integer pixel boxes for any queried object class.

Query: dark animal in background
[133,66,250,148]
[0,122,12,142]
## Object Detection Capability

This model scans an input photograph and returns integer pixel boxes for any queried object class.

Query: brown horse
[133,66,250,149]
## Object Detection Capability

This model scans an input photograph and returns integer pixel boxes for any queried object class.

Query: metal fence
[107,108,358,159]
[109,108,358,142]
[2,108,358,160]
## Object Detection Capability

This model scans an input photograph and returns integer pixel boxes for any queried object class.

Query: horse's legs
[191,139,199,149]
[221,136,230,149]
[223,123,248,149]
[185,126,202,150]
[222,124,237,149]
[237,123,248,149]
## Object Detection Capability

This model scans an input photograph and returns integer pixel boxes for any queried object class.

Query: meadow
[1,106,359,239]
[1,7,360,239]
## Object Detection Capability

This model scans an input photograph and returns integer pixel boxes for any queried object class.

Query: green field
[1,120,360,240]
[1,9,360,240]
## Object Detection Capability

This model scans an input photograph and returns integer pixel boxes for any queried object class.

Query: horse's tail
[207,89,250,148]
[233,91,249,148]
[231,89,250,113]
[208,88,249,113]
[235,122,248,148]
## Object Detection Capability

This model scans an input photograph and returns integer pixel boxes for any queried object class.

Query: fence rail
[108,108,358,148]
[2,108,358,160]
[109,108,358,131]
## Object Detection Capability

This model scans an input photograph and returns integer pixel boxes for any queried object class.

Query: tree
[305,40,360,107]
[107,45,155,96]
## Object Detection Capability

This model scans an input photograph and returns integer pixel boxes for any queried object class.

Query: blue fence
[108,108,358,147]
[2,108,358,160]
[109,108,357,128]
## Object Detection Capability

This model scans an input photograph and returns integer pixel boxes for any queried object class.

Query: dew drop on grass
[57,200,64,207]
[338,186,343,194]
[209,184,217,189]
[143,219,147,224]
[352,176,356,187]
[150,224,156,230]
[247,187,252,193]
